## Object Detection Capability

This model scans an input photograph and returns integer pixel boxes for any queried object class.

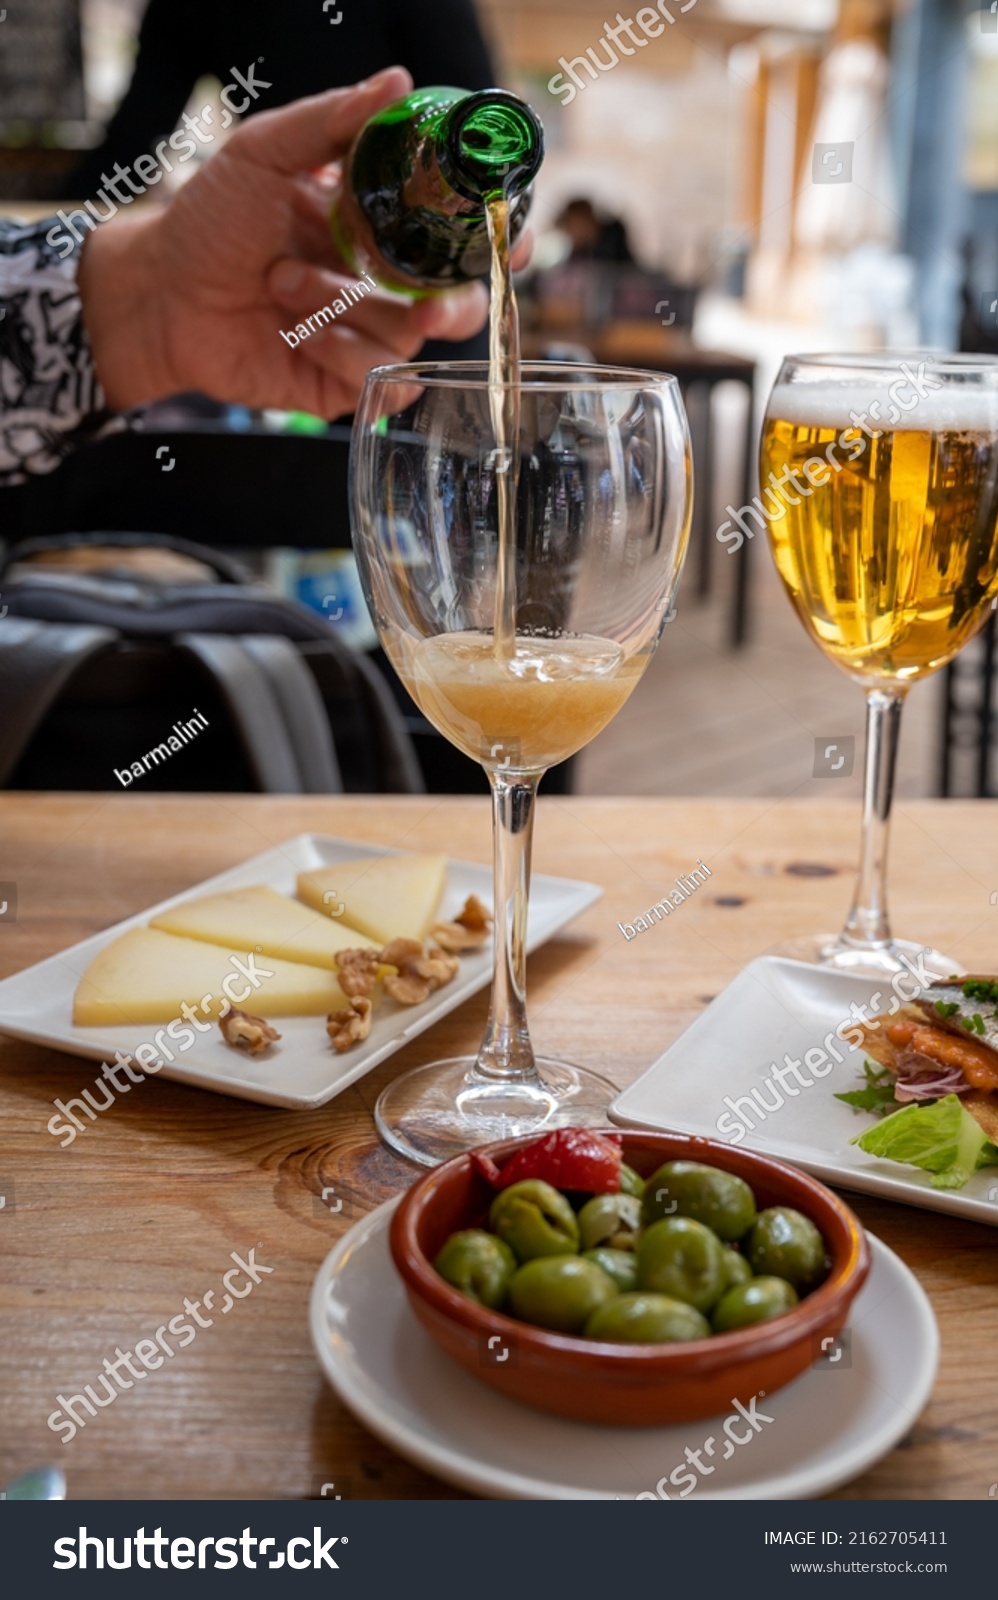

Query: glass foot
[374,1056,617,1168]
[767,933,964,982]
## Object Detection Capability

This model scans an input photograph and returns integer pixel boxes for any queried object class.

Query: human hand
[78,67,497,416]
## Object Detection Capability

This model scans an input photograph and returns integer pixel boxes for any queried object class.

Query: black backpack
[0,532,423,794]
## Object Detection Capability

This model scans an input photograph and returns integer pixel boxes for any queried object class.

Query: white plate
[0,833,600,1109]
[309,1199,938,1500]
[609,956,998,1226]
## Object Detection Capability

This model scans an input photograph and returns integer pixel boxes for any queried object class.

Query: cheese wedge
[73,927,348,1027]
[150,885,376,967]
[297,854,447,945]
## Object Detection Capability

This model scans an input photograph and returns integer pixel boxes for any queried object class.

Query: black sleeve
[66,0,211,195]
[382,0,496,91]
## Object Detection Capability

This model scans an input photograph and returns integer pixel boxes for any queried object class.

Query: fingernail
[272,260,305,296]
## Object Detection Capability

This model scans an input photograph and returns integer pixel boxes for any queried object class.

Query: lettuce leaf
[850,1094,998,1189]
[835,1059,896,1115]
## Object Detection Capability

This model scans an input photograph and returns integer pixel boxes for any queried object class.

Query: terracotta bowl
[390,1129,870,1426]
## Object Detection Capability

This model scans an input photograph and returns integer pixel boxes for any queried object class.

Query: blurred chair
[939,612,998,797]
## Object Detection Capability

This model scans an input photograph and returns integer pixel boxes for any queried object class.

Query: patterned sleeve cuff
[0,216,119,488]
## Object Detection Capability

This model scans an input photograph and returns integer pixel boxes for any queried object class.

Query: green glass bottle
[330,86,544,293]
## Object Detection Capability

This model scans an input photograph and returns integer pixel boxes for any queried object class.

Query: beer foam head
[768,379,998,434]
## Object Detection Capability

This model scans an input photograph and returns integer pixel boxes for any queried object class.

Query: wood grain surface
[1,793,996,1501]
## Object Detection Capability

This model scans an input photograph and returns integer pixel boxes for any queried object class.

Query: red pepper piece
[478,1127,623,1192]
[470,1149,503,1185]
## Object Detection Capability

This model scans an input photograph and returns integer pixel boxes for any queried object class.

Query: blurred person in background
[555,198,635,266]
[72,0,493,188]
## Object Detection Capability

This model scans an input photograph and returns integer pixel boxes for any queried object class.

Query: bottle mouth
[445,90,544,198]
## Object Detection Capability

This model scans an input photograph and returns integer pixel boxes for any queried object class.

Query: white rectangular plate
[0,833,601,1109]
[609,956,998,1227]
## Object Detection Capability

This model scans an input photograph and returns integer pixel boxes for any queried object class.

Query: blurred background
[3,0,998,802]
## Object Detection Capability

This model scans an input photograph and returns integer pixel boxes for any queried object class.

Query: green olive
[488,1179,580,1263]
[584,1292,711,1344]
[619,1163,646,1199]
[711,1276,799,1332]
[720,1247,753,1291]
[636,1215,726,1313]
[641,1160,756,1241]
[581,1247,639,1292]
[508,1255,617,1334]
[433,1229,517,1309]
[577,1191,642,1252]
[745,1207,827,1292]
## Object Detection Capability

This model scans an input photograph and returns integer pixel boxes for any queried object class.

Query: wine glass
[351,360,692,1165]
[761,352,998,978]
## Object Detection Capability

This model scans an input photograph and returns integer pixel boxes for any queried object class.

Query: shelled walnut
[431,893,493,952]
[326,997,373,1052]
[335,946,381,999]
[218,1006,281,1055]
[381,938,460,1005]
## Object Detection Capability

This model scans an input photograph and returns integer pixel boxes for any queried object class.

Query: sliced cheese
[297,853,447,945]
[150,884,376,967]
[73,927,348,1027]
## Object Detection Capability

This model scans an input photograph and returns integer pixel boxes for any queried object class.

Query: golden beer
[761,392,998,682]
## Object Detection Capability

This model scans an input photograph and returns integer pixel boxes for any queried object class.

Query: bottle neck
[440,90,544,204]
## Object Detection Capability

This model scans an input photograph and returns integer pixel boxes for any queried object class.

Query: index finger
[236,66,413,175]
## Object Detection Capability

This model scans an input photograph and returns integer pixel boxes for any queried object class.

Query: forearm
[0,218,116,487]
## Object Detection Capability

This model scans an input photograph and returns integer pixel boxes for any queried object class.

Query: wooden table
[1,793,996,1501]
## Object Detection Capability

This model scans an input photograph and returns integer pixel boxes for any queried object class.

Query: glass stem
[842,687,906,950]
[476,770,541,1080]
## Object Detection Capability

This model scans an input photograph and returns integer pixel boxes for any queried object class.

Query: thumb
[235,67,413,175]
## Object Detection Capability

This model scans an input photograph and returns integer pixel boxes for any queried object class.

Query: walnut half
[383,942,460,1006]
[335,946,381,999]
[326,996,373,1053]
[431,893,493,952]
[218,1006,281,1055]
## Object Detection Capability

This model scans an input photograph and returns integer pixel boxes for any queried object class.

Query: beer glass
[761,353,998,977]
